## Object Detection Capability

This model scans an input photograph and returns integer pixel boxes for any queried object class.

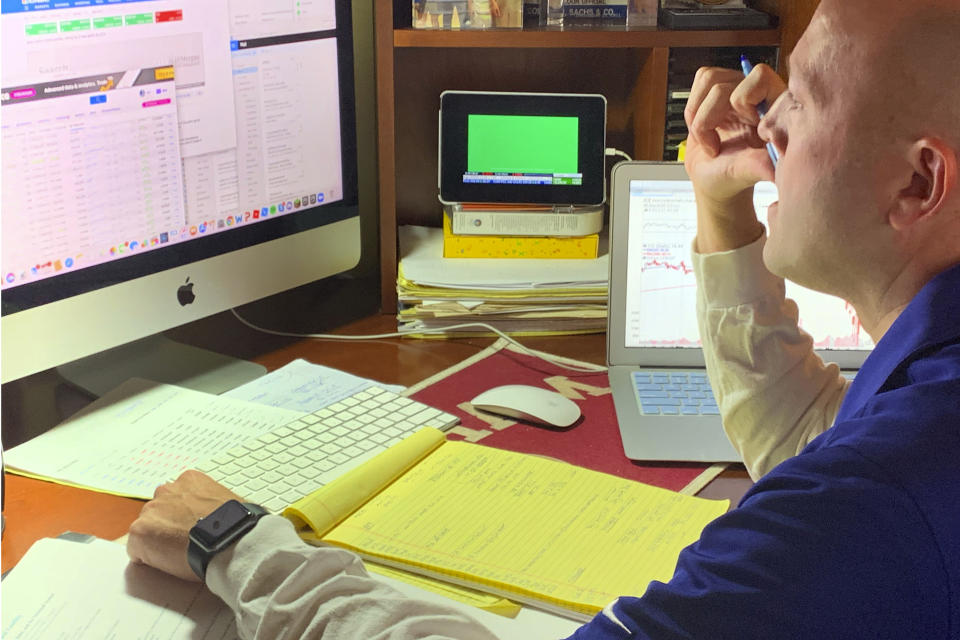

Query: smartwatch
[187,499,268,580]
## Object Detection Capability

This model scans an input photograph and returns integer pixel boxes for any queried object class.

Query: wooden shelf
[376,1,820,314]
[394,27,781,49]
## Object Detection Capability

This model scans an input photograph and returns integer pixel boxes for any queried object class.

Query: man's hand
[684,64,784,197]
[683,64,785,252]
[127,470,243,582]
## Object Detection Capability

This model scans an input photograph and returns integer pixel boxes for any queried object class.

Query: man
[128,0,960,636]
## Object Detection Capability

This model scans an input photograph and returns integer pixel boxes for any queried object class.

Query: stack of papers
[398,226,609,336]
[3,536,580,638]
[4,360,404,499]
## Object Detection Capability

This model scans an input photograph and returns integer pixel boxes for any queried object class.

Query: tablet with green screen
[438,91,607,205]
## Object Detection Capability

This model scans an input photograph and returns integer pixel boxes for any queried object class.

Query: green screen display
[467,114,579,174]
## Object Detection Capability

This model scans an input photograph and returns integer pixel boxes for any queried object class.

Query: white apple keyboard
[193,386,459,513]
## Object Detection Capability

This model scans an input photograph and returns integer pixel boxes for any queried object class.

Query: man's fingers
[177,468,239,496]
[685,64,785,161]
[689,82,739,156]
[175,468,207,483]
[735,144,778,185]
[730,63,787,124]
[685,66,746,130]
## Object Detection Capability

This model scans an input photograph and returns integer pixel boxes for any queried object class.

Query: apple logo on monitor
[177,277,196,306]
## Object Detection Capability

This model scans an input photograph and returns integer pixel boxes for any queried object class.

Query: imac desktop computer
[1,0,375,395]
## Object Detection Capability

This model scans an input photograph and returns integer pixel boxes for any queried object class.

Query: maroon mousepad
[408,341,719,493]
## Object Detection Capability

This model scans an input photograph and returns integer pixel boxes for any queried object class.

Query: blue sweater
[570,263,960,639]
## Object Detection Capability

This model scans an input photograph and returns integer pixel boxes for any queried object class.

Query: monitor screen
[1,0,365,383]
[464,114,582,187]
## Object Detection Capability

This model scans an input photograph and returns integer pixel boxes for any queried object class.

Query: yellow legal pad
[284,428,727,621]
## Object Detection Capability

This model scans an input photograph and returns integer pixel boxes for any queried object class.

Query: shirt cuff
[205,514,306,604]
[692,234,784,308]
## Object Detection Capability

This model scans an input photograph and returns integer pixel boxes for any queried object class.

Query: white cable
[605,147,633,162]
[230,309,605,374]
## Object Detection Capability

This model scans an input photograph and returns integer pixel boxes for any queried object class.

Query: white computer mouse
[470,384,582,429]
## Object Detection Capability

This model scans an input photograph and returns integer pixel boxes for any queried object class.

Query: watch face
[191,500,252,548]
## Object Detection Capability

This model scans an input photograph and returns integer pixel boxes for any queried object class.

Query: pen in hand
[740,55,780,168]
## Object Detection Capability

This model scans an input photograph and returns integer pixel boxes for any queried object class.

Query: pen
[740,55,780,168]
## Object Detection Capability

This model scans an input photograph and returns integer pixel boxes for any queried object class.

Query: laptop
[606,162,874,462]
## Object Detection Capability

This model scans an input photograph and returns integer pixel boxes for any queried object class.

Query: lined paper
[285,428,446,535]
[319,439,728,615]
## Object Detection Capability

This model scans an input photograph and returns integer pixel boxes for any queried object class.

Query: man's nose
[757,94,786,153]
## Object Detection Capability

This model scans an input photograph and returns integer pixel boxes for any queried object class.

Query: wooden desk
[1,312,752,573]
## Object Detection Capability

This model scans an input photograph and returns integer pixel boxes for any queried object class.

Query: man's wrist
[694,188,765,254]
[187,500,268,580]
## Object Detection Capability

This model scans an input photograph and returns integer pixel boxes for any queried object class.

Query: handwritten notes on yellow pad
[285,428,727,619]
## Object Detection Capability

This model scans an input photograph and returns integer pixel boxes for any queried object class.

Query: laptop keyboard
[632,370,720,416]
[193,386,459,513]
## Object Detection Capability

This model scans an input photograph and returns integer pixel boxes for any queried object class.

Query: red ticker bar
[155,10,183,23]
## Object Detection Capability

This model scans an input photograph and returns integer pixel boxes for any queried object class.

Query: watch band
[187,500,268,580]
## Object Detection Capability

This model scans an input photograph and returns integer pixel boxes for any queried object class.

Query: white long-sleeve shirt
[206,234,847,638]
[207,515,502,639]
[693,235,849,479]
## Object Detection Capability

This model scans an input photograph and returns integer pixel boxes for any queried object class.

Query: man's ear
[891,138,958,231]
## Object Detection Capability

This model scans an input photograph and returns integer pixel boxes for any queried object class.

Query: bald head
[816,0,960,146]
[761,0,960,333]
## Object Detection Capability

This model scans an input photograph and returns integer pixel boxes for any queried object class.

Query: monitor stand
[57,335,267,398]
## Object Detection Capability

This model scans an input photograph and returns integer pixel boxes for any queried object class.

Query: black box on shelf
[658,6,777,30]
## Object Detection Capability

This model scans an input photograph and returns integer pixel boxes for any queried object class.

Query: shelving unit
[374,1,819,313]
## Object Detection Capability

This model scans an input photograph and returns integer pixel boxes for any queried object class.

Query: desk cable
[229,309,605,374]
[605,148,633,162]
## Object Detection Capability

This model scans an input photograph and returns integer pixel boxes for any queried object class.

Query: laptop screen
[622,177,875,353]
